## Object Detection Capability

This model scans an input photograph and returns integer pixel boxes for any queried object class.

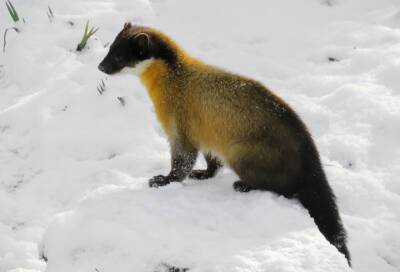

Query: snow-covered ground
[1,0,400,271]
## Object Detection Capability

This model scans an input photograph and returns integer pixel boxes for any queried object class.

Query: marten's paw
[149,175,171,187]
[189,169,214,180]
[233,181,253,193]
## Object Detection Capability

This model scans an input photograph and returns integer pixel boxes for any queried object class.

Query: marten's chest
[140,63,175,136]
[147,84,173,136]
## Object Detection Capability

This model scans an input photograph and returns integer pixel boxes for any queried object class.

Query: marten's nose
[98,64,106,72]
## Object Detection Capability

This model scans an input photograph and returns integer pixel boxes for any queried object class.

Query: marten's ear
[123,22,132,30]
[132,33,151,57]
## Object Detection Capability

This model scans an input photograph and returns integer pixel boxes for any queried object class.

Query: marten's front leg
[149,139,198,187]
[189,152,223,180]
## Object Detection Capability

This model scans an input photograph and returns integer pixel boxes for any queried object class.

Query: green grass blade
[5,1,15,21]
[7,0,16,14]
[84,21,89,36]
[88,27,98,36]
[6,0,19,22]
[8,0,19,22]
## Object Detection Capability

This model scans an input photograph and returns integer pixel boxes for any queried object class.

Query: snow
[1,0,400,271]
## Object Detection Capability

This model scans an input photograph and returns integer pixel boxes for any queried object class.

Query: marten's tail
[297,164,351,266]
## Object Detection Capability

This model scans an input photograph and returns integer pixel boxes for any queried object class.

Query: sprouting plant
[76,21,98,51]
[47,6,54,22]
[97,79,106,95]
[3,27,19,53]
[5,0,19,23]
[3,0,23,53]
[117,97,125,106]
[328,56,339,62]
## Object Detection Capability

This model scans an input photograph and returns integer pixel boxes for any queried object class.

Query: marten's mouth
[98,63,121,75]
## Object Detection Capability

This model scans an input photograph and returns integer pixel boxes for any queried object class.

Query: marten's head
[98,23,177,75]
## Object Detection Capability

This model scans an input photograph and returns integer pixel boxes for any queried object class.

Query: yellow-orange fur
[139,42,298,174]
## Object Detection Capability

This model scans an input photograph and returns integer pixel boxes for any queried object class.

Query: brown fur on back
[140,50,305,192]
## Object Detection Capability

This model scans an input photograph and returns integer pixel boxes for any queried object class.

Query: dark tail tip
[340,243,351,267]
[331,228,351,266]
[297,175,351,266]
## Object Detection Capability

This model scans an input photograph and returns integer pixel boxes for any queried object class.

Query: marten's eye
[115,56,124,63]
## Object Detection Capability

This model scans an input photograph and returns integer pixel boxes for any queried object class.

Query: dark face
[98,23,151,75]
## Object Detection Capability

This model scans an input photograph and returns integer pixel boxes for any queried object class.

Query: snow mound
[42,181,350,272]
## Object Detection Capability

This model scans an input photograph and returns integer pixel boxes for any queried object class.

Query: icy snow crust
[1,0,400,271]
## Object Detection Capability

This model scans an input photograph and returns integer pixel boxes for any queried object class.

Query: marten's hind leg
[229,146,298,195]
[189,152,222,180]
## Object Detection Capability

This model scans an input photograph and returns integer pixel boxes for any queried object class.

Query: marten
[98,22,351,266]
